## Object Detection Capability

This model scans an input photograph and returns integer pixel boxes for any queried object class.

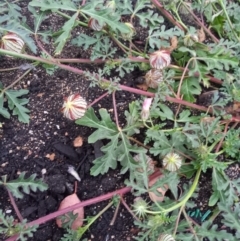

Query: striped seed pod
[158,234,175,241]
[88,18,105,31]
[162,152,182,172]
[62,94,87,120]
[145,69,163,88]
[0,33,25,54]
[149,50,171,70]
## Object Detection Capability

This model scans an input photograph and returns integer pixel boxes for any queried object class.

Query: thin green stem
[145,168,201,214]
[218,0,239,41]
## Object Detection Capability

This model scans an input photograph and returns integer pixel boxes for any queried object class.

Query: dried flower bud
[145,69,163,88]
[162,152,182,172]
[183,34,199,47]
[0,33,25,54]
[121,22,136,40]
[62,94,87,120]
[141,98,153,121]
[88,18,105,31]
[134,154,155,173]
[158,234,175,241]
[105,0,116,11]
[149,50,171,70]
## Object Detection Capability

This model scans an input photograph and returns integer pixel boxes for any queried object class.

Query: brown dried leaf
[148,172,168,202]
[56,193,84,230]
[46,153,55,161]
[197,28,206,43]
[73,136,83,147]
[136,83,148,91]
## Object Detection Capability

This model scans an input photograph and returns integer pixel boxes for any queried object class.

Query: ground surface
[1,1,239,241]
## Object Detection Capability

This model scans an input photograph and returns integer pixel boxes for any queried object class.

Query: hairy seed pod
[121,22,136,40]
[149,50,171,70]
[145,69,163,88]
[162,152,182,172]
[62,94,87,120]
[0,33,25,54]
[158,234,175,241]
[183,34,199,47]
[88,18,105,31]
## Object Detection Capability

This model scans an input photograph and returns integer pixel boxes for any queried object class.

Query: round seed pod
[158,234,175,241]
[149,50,171,70]
[62,94,87,120]
[121,22,136,41]
[0,33,25,54]
[88,18,105,31]
[183,34,199,47]
[145,69,163,88]
[162,152,182,172]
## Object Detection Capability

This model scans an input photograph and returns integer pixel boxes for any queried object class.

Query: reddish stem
[150,0,186,32]
[5,186,132,241]
[87,91,109,108]
[7,189,23,222]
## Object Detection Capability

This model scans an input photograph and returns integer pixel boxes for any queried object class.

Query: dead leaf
[73,136,83,147]
[136,83,148,91]
[46,153,55,161]
[197,28,206,43]
[56,184,84,230]
[148,172,168,202]
[37,93,44,97]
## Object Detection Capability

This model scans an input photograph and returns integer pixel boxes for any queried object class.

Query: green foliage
[76,106,145,175]
[0,210,38,241]
[0,82,30,123]
[0,172,48,199]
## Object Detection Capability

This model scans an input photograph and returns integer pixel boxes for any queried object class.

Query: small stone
[73,136,83,147]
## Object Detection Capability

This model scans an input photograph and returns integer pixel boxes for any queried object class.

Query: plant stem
[87,91,109,108]
[145,168,201,214]
[112,91,121,131]
[5,186,131,241]
[218,0,239,42]
[2,68,33,93]
[110,200,120,226]
[7,189,23,222]
[150,0,187,32]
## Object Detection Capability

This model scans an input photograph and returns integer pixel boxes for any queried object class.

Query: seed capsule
[149,50,171,70]
[162,152,182,172]
[62,94,87,120]
[88,18,105,31]
[0,33,25,54]
[145,69,163,88]
[158,234,175,241]
[183,34,199,47]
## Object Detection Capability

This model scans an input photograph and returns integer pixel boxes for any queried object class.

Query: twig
[120,196,140,222]
[215,121,230,152]
[87,91,109,108]
[110,199,121,226]
[7,189,23,222]
[112,91,121,131]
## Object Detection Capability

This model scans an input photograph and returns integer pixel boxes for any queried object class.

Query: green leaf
[5,89,30,123]
[195,221,231,240]
[0,93,10,119]
[81,3,130,33]
[29,0,77,12]
[76,107,117,134]
[0,172,48,199]
[181,77,202,102]
[154,103,174,121]
[54,12,78,55]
